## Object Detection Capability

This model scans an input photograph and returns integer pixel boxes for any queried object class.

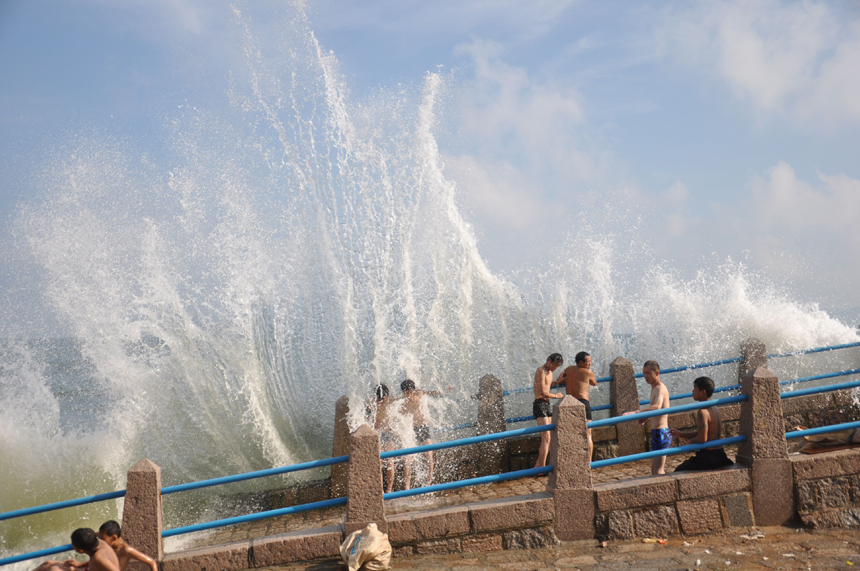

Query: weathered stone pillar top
[128,459,161,474]
[740,365,777,382]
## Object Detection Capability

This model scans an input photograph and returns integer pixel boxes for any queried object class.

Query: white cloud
[660,0,860,126]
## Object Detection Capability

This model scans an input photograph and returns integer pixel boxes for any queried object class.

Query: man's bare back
[556,357,596,401]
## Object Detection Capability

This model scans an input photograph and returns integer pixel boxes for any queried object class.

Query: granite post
[345,424,388,535]
[736,366,794,526]
[739,338,767,383]
[122,460,163,569]
[331,396,350,497]
[547,395,595,540]
[476,374,508,476]
[610,357,646,456]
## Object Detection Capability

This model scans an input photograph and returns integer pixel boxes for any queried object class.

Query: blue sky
[1,0,859,318]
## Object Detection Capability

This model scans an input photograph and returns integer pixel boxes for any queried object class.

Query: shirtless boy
[553,351,597,460]
[373,384,399,493]
[623,360,671,474]
[399,379,450,490]
[533,353,565,469]
[95,521,157,571]
[34,528,120,571]
[670,377,734,472]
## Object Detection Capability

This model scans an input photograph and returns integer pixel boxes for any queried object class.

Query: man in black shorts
[553,351,597,460]
[400,379,450,489]
[533,353,564,469]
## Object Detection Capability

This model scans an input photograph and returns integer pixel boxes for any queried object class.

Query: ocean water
[1,3,859,565]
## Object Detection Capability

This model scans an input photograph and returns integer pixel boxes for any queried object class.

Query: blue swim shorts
[650,427,673,451]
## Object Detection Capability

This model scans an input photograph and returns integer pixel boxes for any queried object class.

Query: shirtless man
[533,353,565,469]
[34,528,120,571]
[623,360,671,475]
[399,379,450,490]
[373,384,399,493]
[553,351,597,460]
[95,521,157,571]
[670,377,733,472]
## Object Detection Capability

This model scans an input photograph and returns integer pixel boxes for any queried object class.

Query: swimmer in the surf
[399,379,452,490]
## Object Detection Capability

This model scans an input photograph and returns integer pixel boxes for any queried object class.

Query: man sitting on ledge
[670,376,734,472]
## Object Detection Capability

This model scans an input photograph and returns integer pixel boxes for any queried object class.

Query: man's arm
[588,371,597,387]
[550,368,568,388]
[671,410,708,443]
[124,547,158,571]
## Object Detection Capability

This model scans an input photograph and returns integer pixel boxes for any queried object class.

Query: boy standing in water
[34,529,120,571]
[553,351,597,460]
[533,353,565,469]
[670,377,734,471]
[623,360,671,475]
[373,384,399,493]
[96,521,157,571]
[399,379,450,490]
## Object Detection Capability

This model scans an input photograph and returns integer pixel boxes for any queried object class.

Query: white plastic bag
[340,523,392,571]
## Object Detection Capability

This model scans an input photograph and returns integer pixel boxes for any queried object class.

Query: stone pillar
[547,396,594,540]
[736,366,793,526]
[610,357,646,456]
[739,338,767,382]
[122,460,163,568]
[345,424,387,535]
[476,374,508,476]
[331,396,350,497]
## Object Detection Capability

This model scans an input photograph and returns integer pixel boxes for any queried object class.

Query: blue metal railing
[161,456,348,495]
[0,545,75,567]
[786,420,860,440]
[586,394,748,429]
[504,340,860,400]
[591,435,747,469]
[780,378,860,400]
[381,424,554,459]
[0,490,126,522]
[161,497,347,538]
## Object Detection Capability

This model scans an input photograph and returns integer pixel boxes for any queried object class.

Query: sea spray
[0,1,858,565]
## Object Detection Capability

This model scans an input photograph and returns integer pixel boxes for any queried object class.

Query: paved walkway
[180,454,691,550]
[264,526,860,570]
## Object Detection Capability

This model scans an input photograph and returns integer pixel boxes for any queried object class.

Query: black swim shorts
[576,397,593,420]
[533,398,552,419]
[413,424,431,443]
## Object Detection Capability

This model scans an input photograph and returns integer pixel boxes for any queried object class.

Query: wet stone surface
[261,527,860,570]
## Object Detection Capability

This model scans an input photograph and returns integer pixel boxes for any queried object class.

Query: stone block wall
[792,448,860,528]
[593,466,754,539]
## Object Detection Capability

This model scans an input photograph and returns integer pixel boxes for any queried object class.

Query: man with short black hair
[533,353,564,469]
[623,360,671,474]
[33,529,120,571]
[96,521,157,571]
[553,351,597,460]
[399,380,451,489]
[671,376,734,472]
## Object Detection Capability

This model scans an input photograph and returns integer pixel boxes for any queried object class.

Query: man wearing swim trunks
[373,384,400,493]
[533,353,565,469]
[623,360,671,474]
[670,377,734,472]
[399,379,450,490]
[553,351,597,460]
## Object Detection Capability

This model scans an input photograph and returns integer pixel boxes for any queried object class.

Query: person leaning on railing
[669,376,734,472]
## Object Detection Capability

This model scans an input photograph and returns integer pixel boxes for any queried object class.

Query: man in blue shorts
[623,360,671,474]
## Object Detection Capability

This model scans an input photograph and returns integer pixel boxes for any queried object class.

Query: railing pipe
[160,456,348,495]
[780,378,860,400]
[767,341,860,360]
[0,544,74,567]
[161,497,348,538]
[779,369,860,388]
[381,424,553,459]
[590,435,747,469]
[0,490,126,522]
[785,420,860,440]
[383,465,552,501]
[587,394,748,429]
